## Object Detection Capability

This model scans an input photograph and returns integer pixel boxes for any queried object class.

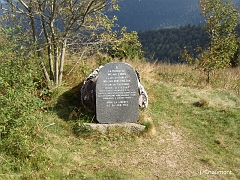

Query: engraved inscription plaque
[96,62,139,123]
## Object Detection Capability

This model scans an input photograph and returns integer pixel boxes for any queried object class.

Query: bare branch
[18,0,29,10]
[2,0,118,87]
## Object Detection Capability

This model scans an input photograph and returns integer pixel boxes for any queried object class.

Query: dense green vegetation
[0,28,48,171]
[138,24,240,66]
[138,24,209,63]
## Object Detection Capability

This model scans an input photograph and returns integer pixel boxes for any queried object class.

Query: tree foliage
[198,0,239,82]
[107,27,143,60]
[2,0,119,87]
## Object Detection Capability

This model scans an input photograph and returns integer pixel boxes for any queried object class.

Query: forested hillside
[138,24,240,64]
[138,25,209,63]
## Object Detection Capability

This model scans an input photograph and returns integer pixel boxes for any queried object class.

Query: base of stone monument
[83,123,146,133]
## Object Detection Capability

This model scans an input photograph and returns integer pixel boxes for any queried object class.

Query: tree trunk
[59,39,67,85]
[54,44,59,86]
[207,71,210,84]
[40,60,51,83]
[41,14,54,82]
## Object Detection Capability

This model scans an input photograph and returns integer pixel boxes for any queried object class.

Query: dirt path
[57,121,221,179]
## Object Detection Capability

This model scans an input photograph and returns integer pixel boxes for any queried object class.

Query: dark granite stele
[96,62,139,124]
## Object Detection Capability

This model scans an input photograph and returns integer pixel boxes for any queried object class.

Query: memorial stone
[96,62,139,124]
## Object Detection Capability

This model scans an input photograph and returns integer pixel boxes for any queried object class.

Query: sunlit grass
[1,57,239,179]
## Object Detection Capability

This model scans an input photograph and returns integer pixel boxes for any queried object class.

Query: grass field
[1,60,240,179]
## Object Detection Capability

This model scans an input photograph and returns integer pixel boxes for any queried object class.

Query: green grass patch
[149,80,240,179]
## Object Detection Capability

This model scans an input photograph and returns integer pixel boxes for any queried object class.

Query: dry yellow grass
[64,54,240,94]
[153,63,240,94]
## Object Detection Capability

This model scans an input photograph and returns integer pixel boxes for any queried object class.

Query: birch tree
[199,0,239,83]
[2,0,118,87]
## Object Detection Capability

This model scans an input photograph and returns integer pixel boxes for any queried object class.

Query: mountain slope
[111,0,240,31]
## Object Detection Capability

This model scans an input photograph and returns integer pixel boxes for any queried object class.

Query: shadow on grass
[53,82,147,138]
[53,82,97,123]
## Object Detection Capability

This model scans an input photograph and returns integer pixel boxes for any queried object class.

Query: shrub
[107,27,144,61]
[0,27,46,169]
